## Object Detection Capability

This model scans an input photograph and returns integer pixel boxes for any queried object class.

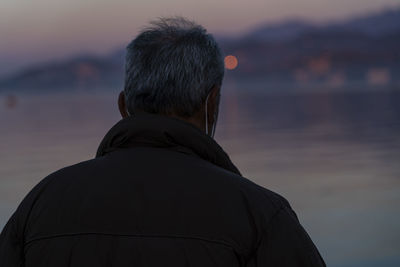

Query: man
[0,17,325,266]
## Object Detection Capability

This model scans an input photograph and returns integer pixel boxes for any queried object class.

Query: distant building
[366,68,391,86]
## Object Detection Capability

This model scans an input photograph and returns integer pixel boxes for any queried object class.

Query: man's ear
[118,91,130,118]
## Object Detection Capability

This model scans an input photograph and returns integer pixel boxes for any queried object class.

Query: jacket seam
[24,232,243,253]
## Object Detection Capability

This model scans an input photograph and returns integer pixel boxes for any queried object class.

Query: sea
[0,84,399,266]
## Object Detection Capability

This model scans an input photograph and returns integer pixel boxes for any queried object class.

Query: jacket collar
[96,111,241,176]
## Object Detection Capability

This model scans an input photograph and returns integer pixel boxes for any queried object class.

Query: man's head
[118,17,224,137]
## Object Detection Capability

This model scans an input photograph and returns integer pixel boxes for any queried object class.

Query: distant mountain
[220,8,400,86]
[0,55,124,92]
[243,20,316,42]
[241,8,400,42]
[1,7,399,92]
[339,8,400,36]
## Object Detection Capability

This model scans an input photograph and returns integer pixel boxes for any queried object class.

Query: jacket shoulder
[8,158,101,227]
[200,161,294,224]
[234,173,292,216]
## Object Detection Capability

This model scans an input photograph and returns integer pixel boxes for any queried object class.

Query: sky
[0,0,399,77]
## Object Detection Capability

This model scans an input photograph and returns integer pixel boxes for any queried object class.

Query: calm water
[0,87,399,266]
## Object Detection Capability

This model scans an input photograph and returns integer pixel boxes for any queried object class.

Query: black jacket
[0,112,325,266]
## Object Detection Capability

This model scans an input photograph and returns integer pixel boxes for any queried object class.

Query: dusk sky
[1,0,399,76]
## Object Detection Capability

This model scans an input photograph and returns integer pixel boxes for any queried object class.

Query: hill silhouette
[1,8,399,92]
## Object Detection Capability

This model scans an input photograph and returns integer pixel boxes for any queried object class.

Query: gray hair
[124,17,225,117]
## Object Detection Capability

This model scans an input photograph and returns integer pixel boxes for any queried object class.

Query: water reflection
[0,88,399,266]
[4,95,18,109]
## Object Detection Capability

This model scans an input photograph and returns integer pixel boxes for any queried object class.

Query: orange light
[224,55,238,70]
